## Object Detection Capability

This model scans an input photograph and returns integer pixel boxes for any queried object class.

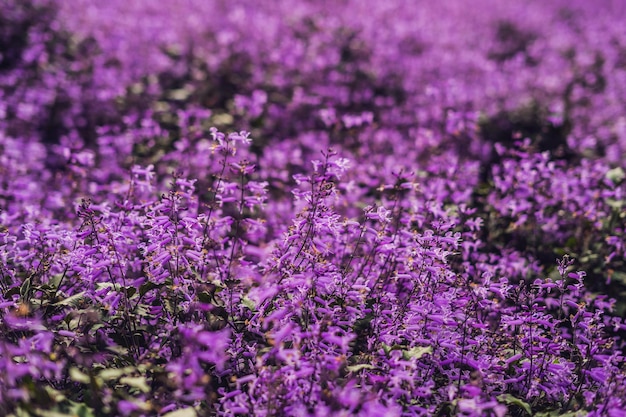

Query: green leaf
[402,346,433,360]
[119,376,151,393]
[99,367,132,380]
[212,280,226,293]
[69,367,91,384]
[50,274,64,288]
[133,303,151,317]
[139,281,161,297]
[607,198,624,210]
[535,410,588,417]
[380,343,432,360]
[43,386,66,403]
[168,88,191,101]
[32,410,73,417]
[241,296,256,311]
[346,363,376,373]
[606,167,625,184]
[162,408,198,417]
[91,323,106,332]
[125,286,137,298]
[53,292,86,306]
[212,113,234,126]
[498,394,532,416]
[164,298,176,315]
[197,291,213,303]
[20,276,32,299]
[381,343,399,355]
[96,282,122,291]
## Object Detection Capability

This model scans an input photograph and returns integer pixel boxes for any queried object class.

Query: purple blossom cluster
[1,0,626,416]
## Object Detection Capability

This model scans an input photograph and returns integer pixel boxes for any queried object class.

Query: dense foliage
[1,0,626,415]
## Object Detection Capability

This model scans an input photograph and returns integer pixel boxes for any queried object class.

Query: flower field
[2,0,626,415]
